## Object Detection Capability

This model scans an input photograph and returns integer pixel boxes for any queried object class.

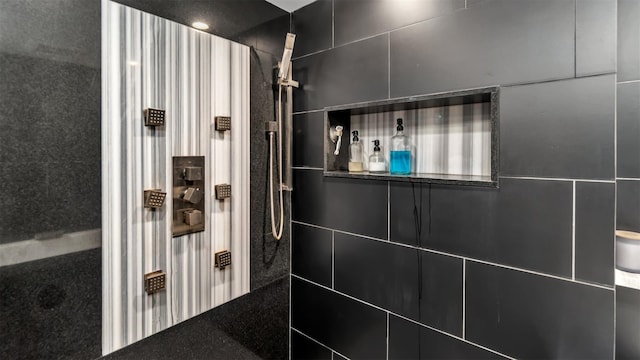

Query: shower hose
[269,84,285,240]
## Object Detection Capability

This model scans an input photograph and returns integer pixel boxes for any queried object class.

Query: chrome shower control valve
[181,187,203,204]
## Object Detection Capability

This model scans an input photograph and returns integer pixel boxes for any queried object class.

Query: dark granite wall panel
[389,0,575,97]
[292,0,332,58]
[293,111,325,168]
[617,180,640,233]
[292,34,389,112]
[618,0,640,81]
[500,75,615,180]
[390,179,573,277]
[292,223,332,287]
[237,13,292,57]
[389,315,505,360]
[616,286,640,359]
[0,53,100,243]
[292,169,388,239]
[250,48,292,290]
[575,182,615,286]
[291,330,332,360]
[291,277,387,360]
[576,0,616,77]
[466,262,614,359]
[617,82,640,178]
[334,0,464,47]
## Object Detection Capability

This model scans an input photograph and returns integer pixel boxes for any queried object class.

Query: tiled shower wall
[290,0,634,359]
[616,1,640,358]
[101,1,250,353]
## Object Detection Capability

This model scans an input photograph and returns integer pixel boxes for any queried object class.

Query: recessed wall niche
[324,87,499,187]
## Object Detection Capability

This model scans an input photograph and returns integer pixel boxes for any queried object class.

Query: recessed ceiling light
[192,21,209,30]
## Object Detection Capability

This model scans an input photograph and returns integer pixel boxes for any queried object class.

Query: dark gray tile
[389,315,505,360]
[334,232,463,335]
[292,169,388,239]
[334,0,464,46]
[334,233,419,319]
[500,75,615,179]
[292,223,332,287]
[466,262,614,360]
[293,111,324,168]
[291,277,387,360]
[617,82,640,178]
[617,180,640,233]
[618,0,640,81]
[390,0,575,97]
[575,182,615,286]
[616,286,640,359]
[390,179,573,277]
[291,330,332,360]
[292,0,332,57]
[576,0,616,77]
[292,34,389,112]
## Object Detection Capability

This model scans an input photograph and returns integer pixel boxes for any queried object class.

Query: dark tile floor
[0,249,102,360]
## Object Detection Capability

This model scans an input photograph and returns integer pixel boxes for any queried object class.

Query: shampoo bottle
[369,139,386,173]
[348,130,363,172]
[390,118,411,175]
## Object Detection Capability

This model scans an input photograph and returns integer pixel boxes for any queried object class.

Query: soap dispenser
[349,130,364,172]
[390,118,411,175]
[369,139,386,173]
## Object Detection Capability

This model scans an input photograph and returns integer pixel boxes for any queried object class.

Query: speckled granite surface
[0,249,101,360]
[101,276,289,360]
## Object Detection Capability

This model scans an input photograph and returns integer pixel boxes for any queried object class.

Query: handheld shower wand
[267,33,298,241]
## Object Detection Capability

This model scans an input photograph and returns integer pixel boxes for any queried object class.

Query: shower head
[278,33,296,80]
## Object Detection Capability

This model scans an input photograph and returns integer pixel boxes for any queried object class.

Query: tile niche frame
[323,86,500,188]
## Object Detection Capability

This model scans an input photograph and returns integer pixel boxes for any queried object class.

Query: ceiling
[265,0,317,12]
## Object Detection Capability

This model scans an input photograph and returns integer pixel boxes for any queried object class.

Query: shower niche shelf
[324,86,499,187]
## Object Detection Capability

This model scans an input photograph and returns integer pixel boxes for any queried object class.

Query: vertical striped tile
[350,103,491,176]
[101,0,250,354]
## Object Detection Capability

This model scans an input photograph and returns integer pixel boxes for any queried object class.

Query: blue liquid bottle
[390,118,411,175]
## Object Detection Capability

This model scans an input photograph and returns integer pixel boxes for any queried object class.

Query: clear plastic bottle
[390,118,411,175]
[348,130,363,172]
[369,139,386,173]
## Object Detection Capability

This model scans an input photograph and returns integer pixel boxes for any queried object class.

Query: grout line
[614,73,618,179]
[617,177,640,181]
[291,328,336,356]
[573,0,578,78]
[292,108,325,115]
[500,176,615,183]
[292,274,516,360]
[617,79,640,84]
[292,166,323,170]
[462,259,466,340]
[290,220,616,291]
[388,33,391,99]
[386,312,390,360]
[387,182,391,241]
[332,230,335,289]
[331,0,335,48]
[572,181,576,281]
